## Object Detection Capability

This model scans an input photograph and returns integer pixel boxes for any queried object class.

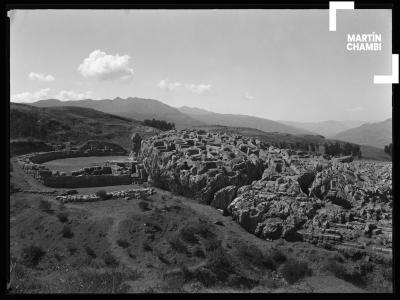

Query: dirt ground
[42,156,130,174]
[9,158,390,293]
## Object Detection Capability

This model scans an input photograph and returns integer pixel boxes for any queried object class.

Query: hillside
[360,145,392,162]
[279,120,365,138]
[179,106,312,135]
[332,118,392,148]
[31,98,204,129]
[10,103,159,151]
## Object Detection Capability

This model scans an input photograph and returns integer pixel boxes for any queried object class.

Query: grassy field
[42,156,130,174]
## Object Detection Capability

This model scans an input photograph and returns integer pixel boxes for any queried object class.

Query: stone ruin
[16,129,392,259]
[55,187,154,203]
[17,140,148,188]
[139,129,392,258]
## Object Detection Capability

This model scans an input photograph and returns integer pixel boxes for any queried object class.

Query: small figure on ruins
[129,132,142,160]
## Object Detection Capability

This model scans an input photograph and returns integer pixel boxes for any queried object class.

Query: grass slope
[30,98,205,129]
[10,103,160,151]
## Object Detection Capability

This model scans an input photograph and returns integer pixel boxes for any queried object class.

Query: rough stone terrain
[139,129,392,259]
[8,128,392,293]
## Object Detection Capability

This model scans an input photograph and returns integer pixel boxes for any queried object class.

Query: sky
[9,9,392,122]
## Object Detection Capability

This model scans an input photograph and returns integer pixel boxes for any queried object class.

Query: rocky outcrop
[139,129,392,255]
[140,130,268,203]
[210,185,237,211]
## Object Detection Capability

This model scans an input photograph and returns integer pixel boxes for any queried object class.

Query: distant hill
[179,106,311,135]
[31,97,205,129]
[332,118,392,148]
[360,145,392,162]
[10,103,160,151]
[279,120,365,138]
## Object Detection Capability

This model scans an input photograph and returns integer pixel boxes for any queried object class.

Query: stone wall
[43,174,132,188]
[17,149,133,188]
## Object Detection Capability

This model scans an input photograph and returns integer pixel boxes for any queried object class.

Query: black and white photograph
[6,2,396,294]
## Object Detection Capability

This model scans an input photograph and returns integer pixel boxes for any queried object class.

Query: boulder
[297,171,316,195]
[255,218,283,240]
[211,185,238,211]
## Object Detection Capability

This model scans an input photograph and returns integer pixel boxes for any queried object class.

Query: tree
[384,143,392,157]
[143,119,175,131]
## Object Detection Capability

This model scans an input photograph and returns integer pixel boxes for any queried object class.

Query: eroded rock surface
[139,129,392,257]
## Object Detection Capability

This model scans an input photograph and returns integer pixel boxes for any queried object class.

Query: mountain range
[332,118,392,149]
[178,106,313,135]
[24,98,391,151]
[279,120,366,138]
[31,98,310,135]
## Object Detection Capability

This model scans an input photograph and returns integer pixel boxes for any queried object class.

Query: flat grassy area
[42,156,130,174]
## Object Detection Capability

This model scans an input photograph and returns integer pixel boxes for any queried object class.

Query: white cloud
[53,90,94,101]
[158,79,211,94]
[347,106,365,112]
[11,88,50,103]
[157,79,182,91]
[29,72,55,82]
[185,83,212,94]
[78,49,134,80]
[244,92,254,100]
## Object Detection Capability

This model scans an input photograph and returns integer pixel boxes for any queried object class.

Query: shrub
[237,244,275,269]
[191,267,217,287]
[61,225,74,238]
[359,261,374,276]
[21,245,45,267]
[96,190,112,200]
[207,247,235,281]
[168,235,188,254]
[39,199,52,213]
[116,239,130,248]
[179,226,199,244]
[280,259,312,284]
[138,201,151,211]
[325,259,347,278]
[270,248,287,264]
[85,246,96,258]
[67,244,77,255]
[57,212,69,223]
[197,224,216,239]
[324,259,365,286]
[203,238,223,252]
[226,274,257,289]
[65,189,78,195]
[142,241,153,252]
[193,246,206,258]
[331,253,345,263]
[103,252,119,268]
